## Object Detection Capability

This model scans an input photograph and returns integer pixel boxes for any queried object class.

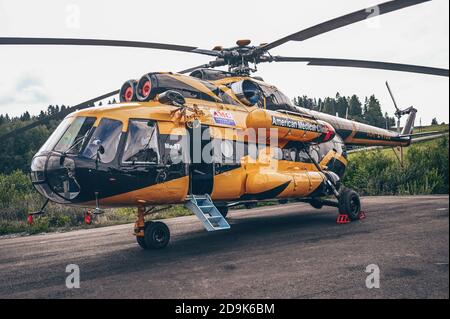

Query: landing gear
[134,207,171,250]
[136,221,170,250]
[338,188,361,221]
[303,188,363,222]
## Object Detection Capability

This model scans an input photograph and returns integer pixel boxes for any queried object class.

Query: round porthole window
[221,140,234,159]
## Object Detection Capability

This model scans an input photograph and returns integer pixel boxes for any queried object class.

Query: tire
[217,206,229,218]
[144,221,170,249]
[136,221,153,249]
[338,188,361,221]
[310,199,324,209]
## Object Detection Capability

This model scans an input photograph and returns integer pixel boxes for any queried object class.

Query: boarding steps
[185,194,230,232]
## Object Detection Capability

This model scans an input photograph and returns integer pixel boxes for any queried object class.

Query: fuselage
[30,72,408,208]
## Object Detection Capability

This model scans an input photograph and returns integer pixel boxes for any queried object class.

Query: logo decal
[210,110,236,126]
[271,116,323,133]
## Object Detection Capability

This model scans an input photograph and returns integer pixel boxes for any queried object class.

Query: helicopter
[0,0,448,250]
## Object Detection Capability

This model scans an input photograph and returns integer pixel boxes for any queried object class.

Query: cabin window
[82,118,123,163]
[272,148,284,160]
[298,149,313,163]
[122,119,159,165]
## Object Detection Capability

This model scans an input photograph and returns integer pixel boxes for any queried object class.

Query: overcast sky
[0,0,448,126]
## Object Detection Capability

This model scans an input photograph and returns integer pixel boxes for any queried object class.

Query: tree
[322,97,336,115]
[348,95,363,120]
[384,112,396,130]
[335,93,349,118]
[364,95,385,128]
[20,111,31,122]
[431,118,439,126]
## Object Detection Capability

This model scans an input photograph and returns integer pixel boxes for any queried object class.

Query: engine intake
[119,80,137,103]
[137,73,157,102]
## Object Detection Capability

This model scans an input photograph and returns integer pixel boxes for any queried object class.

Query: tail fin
[401,107,417,136]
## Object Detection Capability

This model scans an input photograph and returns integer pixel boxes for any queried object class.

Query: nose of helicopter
[31,154,82,204]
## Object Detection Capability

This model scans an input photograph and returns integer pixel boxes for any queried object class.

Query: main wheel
[217,206,229,218]
[338,188,361,221]
[144,221,170,249]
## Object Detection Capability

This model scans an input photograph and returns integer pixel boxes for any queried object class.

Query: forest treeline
[294,93,396,129]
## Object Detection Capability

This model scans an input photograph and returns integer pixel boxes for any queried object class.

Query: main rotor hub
[210,40,273,76]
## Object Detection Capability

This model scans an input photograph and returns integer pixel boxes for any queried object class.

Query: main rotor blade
[259,0,432,52]
[0,90,119,141]
[385,81,400,111]
[273,56,450,77]
[0,37,221,57]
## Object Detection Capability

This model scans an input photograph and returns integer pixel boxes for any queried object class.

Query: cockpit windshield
[37,116,96,155]
[53,116,96,154]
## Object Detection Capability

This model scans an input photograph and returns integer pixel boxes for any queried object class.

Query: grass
[413,124,449,134]
[344,136,449,196]
[348,134,447,161]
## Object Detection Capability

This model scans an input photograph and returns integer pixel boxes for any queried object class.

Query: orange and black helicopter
[1,0,448,249]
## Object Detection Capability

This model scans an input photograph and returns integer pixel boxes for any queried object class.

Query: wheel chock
[336,214,350,224]
[358,211,366,220]
[84,210,93,225]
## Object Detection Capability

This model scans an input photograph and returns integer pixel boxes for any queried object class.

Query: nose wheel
[136,221,171,250]
[134,207,171,250]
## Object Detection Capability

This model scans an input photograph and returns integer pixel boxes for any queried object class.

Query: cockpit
[30,114,168,205]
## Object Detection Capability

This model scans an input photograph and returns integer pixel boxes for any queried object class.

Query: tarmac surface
[0,195,448,299]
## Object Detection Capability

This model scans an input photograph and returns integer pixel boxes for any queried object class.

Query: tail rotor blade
[385,81,400,111]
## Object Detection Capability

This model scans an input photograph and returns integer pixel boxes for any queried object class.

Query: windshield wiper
[64,127,94,155]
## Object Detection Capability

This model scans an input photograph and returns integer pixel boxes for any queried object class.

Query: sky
[0,0,448,127]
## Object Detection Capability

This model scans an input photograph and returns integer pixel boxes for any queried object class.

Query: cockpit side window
[82,118,123,163]
[122,119,159,165]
